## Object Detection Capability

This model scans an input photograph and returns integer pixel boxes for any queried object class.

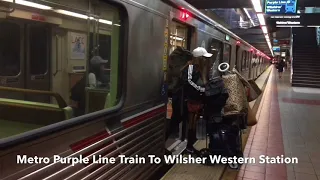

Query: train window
[169,21,188,54]
[29,26,49,75]
[223,43,231,63]
[0,1,124,139]
[209,39,223,62]
[0,21,20,76]
[241,51,246,70]
[247,51,250,69]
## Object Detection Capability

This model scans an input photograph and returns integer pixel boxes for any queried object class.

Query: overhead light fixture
[54,10,88,19]
[257,13,266,26]
[54,10,112,25]
[251,0,262,12]
[99,19,112,25]
[243,8,255,26]
[262,26,268,34]
[2,0,52,10]
[170,36,184,41]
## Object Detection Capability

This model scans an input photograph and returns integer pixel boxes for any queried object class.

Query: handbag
[222,73,248,115]
[247,79,262,102]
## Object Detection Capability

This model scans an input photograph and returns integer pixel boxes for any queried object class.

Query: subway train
[0,0,270,179]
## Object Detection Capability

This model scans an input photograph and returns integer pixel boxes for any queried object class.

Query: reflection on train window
[223,44,231,63]
[29,26,49,75]
[209,39,222,63]
[241,51,246,70]
[253,53,257,66]
[169,21,188,54]
[0,1,123,139]
[247,52,250,68]
[0,21,20,76]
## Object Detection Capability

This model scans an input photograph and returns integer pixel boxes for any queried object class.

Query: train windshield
[0,0,123,139]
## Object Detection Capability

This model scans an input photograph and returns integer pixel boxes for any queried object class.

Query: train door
[0,20,23,100]
[0,20,50,102]
[25,22,50,102]
[235,45,240,71]
[166,20,191,150]
[223,43,231,64]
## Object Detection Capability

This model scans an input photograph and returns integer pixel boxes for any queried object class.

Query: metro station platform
[237,66,320,180]
[161,66,272,180]
[161,65,320,180]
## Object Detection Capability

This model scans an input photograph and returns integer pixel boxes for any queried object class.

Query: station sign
[273,46,280,52]
[275,21,300,25]
[265,0,298,14]
[267,14,320,27]
[270,15,300,19]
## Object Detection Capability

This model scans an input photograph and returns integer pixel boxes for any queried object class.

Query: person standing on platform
[277,59,285,79]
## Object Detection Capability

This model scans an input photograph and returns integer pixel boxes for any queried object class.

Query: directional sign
[265,0,298,14]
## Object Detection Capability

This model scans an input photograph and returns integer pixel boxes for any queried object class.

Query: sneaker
[185,146,200,156]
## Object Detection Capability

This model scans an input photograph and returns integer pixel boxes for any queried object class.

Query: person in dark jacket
[277,60,285,79]
[70,56,108,117]
[166,47,193,139]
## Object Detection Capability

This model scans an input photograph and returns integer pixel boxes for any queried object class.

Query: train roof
[167,0,271,59]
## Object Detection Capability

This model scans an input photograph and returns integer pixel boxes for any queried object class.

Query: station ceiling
[231,27,271,56]
[185,0,320,57]
[185,0,320,9]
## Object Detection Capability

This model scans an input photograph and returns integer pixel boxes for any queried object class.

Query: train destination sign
[265,0,298,14]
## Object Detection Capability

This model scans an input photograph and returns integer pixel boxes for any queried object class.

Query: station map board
[265,0,298,14]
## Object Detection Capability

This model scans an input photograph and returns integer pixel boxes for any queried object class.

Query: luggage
[199,115,243,169]
[208,123,242,157]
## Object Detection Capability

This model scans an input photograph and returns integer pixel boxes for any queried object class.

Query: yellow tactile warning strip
[161,140,225,180]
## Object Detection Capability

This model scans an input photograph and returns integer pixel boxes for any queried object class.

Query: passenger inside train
[70,56,109,116]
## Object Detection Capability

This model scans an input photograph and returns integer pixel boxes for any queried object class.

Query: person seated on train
[70,56,109,117]
[181,47,213,154]
[166,46,193,139]
[88,56,109,88]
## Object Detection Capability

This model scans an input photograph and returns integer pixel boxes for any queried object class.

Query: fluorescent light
[2,0,52,10]
[114,24,121,26]
[54,9,88,19]
[307,26,319,27]
[251,0,262,12]
[261,26,268,34]
[257,13,266,26]
[170,36,183,41]
[99,19,112,25]
[243,8,255,26]
[54,9,112,25]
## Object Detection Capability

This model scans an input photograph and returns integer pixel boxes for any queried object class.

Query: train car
[0,0,270,179]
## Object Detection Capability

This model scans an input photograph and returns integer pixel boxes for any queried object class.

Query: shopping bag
[247,106,257,126]
[222,73,248,115]
[247,79,262,102]
[196,116,206,140]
